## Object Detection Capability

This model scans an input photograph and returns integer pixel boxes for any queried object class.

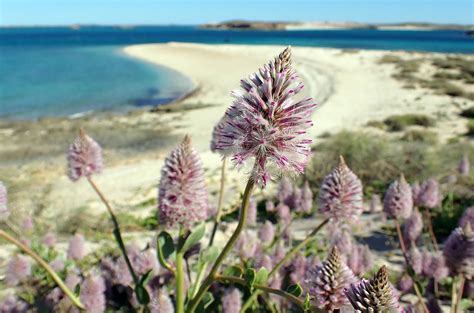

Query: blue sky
[0,0,472,26]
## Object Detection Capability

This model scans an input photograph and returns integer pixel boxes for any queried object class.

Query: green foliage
[157,231,175,261]
[181,222,206,253]
[401,129,438,144]
[432,190,474,238]
[306,131,474,196]
[383,114,435,132]
[223,265,244,278]
[467,119,474,136]
[420,79,464,97]
[254,268,269,286]
[286,284,303,297]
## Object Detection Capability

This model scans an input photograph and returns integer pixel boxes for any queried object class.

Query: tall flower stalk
[67,129,143,303]
[189,46,316,312]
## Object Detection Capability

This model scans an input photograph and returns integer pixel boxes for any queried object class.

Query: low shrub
[383,114,435,132]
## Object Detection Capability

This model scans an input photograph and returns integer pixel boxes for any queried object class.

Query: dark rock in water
[466,30,474,37]
[131,97,176,107]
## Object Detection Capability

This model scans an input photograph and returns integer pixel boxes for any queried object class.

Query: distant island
[201,20,474,32]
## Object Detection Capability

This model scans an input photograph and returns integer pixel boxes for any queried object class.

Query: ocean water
[1,26,472,119]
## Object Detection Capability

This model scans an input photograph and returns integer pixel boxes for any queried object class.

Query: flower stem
[454,275,465,313]
[394,219,429,313]
[423,207,439,251]
[215,274,324,312]
[175,227,186,313]
[87,178,140,288]
[187,179,255,313]
[241,218,329,312]
[209,157,227,247]
[0,230,85,310]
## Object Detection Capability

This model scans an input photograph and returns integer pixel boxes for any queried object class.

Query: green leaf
[135,284,150,305]
[286,284,303,297]
[139,270,153,286]
[181,222,206,253]
[244,268,256,288]
[223,265,244,278]
[303,293,311,311]
[254,267,269,285]
[157,231,175,261]
[203,292,214,308]
[201,246,219,264]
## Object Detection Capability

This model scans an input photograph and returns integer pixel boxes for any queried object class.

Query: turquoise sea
[0,26,472,119]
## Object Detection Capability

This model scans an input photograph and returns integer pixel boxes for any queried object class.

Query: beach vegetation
[0,47,473,313]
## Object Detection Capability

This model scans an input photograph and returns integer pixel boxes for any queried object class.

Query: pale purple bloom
[397,274,413,292]
[425,253,449,280]
[403,209,423,246]
[417,178,441,209]
[288,187,302,211]
[210,116,228,153]
[257,254,274,271]
[345,266,400,312]
[212,47,316,187]
[276,202,291,225]
[49,258,65,272]
[458,154,470,175]
[67,233,86,261]
[289,253,308,284]
[300,181,313,213]
[383,174,413,220]
[126,244,160,276]
[0,181,9,221]
[5,255,31,286]
[319,156,363,223]
[411,182,421,207]
[22,217,33,232]
[158,136,209,228]
[246,198,257,226]
[409,246,423,275]
[150,290,174,313]
[67,129,103,182]
[43,232,56,248]
[80,274,106,313]
[330,228,353,255]
[459,206,474,230]
[259,220,276,244]
[347,244,373,276]
[65,270,82,290]
[443,225,474,279]
[222,288,242,313]
[305,247,357,311]
[0,295,28,313]
[236,231,260,260]
[274,243,286,263]
[265,200,275,213]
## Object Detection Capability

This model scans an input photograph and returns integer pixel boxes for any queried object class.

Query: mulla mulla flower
[318,156,363,222]
[158,135,209,228]
[443,224,474,279]
[417,178,441,209]
[211,47,317,187]
[80,274,106,313]
[222,288,243,313]
[383,174,413,220]
[0,181,9,221]
[67,128,103,182]
[403,209,423,246]
[304,247,357,312]
[345,265,400,313]
[458,154,470,175]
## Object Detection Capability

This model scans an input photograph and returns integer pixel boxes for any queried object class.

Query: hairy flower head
[383,174,413,220]
[305,247,357,311]
[403,209,423,247]
[80,274,106,313]
[67,128,103,181]
[67,233,86,261]
[417,178,441,209]
[318,156,363,222]
[345,266,400,313]
[222,288,242,313]
[212,47,316,187]
[443,224,474,279]
[458,154,470,176]
[6,255,31,286]
[158,135,208,228]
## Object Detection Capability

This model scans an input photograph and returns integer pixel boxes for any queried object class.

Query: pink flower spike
[383,174,413,220]
[67,128,103,182]
[0,181,10,221]
[211,47,316,187]
[158,135,209,228]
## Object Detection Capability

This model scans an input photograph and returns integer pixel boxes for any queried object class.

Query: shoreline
[1,42,473,232]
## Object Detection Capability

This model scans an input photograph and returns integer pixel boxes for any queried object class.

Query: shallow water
[0,26,472,119]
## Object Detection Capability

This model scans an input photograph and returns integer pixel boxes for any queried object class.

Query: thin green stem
[187,179,255,313]
[451,276,457,313]
[175,227,186,313]
[215,274,324,312]
[394,219,429,313]
[87,178,140,286]
[241,218,329,312]
[0,230,85,310]
[209,157,227,247]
